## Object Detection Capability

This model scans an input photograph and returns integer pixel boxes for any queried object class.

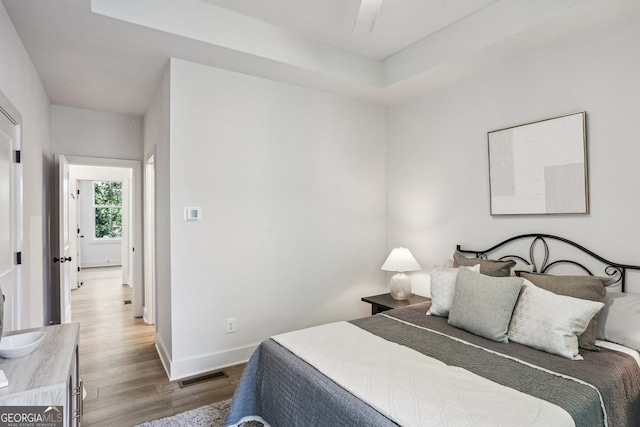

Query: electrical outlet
[226,318,236,334]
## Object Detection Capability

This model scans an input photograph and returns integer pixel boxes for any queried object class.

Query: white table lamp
[381,247,421,300]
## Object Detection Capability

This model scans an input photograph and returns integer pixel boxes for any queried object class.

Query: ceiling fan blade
[352,0,383,34]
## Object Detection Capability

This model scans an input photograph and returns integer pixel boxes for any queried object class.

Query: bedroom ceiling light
[381,247,421,300]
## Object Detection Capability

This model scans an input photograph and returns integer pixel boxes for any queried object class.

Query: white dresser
[0,323,81,426]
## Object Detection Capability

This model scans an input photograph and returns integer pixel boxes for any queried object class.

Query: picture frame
[488,111,588,215]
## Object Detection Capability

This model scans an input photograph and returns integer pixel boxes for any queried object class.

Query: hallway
[71,267,243,426]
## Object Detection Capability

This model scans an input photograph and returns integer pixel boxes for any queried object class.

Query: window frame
[92,180,123,241]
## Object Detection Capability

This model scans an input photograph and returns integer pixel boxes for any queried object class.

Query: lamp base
[389,273,412,300]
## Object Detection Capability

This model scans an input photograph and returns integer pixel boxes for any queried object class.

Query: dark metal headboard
[456,234,640,292]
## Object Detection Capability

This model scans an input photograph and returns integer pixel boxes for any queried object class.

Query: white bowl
[0,331,46,358]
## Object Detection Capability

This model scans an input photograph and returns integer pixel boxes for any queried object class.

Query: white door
[55,154,72,324]
[0,109,20,332]
[69,178,79,290]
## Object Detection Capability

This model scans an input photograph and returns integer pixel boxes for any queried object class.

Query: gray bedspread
[367,303,640,427]
[225,338,397,426]
[225,303,640,427]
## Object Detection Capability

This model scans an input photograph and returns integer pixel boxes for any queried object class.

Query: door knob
[64,256,72,262]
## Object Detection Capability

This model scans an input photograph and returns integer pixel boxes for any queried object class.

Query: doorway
[0,105,21,332]
[50,156,142,324]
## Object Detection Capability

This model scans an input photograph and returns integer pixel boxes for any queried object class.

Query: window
[94,181,122,239]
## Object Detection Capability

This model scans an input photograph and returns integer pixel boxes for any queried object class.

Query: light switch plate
[184,207,201,221]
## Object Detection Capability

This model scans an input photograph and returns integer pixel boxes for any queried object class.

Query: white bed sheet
[596,340,640,367]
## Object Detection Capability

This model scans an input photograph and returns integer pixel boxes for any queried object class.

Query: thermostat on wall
[184,207,201,221]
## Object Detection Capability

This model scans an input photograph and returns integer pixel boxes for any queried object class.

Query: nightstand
[361,293,430,315]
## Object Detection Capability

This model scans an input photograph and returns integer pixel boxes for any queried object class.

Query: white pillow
[428,264,480,317]
[508,280,604,360]
[597,292,640,352]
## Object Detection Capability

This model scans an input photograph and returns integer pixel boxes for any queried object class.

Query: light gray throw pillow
[448,268,523,343]
[428,265,480,317]
[509,280,604,360]
[597,292,640,352]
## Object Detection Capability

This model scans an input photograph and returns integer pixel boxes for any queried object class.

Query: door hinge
[14,150,20,164]
[77,189,80,195]
[16,252,22,265]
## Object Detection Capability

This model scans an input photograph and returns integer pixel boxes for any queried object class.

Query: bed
[225,234,640,427]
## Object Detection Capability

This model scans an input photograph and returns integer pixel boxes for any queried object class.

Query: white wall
[143,64,172,365]
[0,2,51,328]
[386,13,640,296]
[160,58,386,379]
[50,105,143,160]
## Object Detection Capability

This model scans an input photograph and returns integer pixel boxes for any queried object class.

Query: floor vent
[123,299,132,305]
[178,370,228,388]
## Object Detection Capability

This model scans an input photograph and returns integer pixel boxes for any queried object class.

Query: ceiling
[199,0,498,60]
[2,0,639,116]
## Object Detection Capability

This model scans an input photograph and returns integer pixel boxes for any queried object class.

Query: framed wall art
[488,111,588,215]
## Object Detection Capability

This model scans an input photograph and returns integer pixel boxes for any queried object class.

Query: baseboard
[155,335,172,379]
[168,343,258,381]
[81,261,123,268]
[154,335,257,381]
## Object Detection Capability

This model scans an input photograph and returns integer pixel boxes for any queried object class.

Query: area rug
[136,399,231,427]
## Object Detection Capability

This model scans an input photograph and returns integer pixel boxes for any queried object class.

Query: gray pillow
[597,292,640,352]
[448,268,523,343]
[519,272,612,351]
[453,251,515,277]
[508,280,604,360]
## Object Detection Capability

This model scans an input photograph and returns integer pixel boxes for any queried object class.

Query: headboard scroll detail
[456,234,640,292]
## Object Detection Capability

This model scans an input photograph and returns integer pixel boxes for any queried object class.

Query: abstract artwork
[488,112,588,215]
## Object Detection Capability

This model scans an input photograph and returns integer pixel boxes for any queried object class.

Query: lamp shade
[381,247,421,272]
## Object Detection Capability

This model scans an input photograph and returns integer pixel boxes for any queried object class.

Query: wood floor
[71,267,245,426]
